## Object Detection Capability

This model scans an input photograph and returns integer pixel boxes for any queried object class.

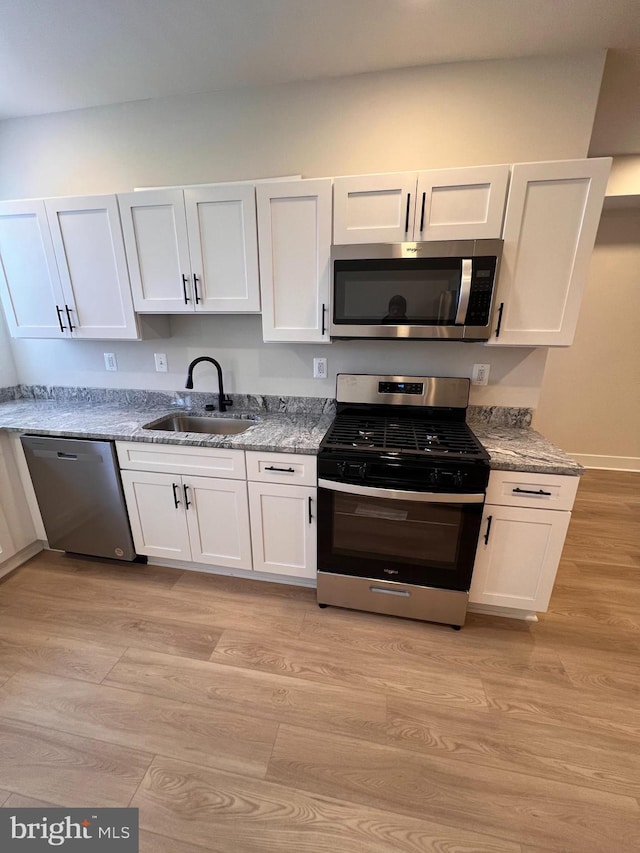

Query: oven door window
[318,488,483,591]
[333,258,462,325]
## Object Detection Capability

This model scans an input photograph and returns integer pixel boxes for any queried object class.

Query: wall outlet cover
[104,352,118,371]
[154,353,168,372]
[472,363,490,385]
[313,357,328,379]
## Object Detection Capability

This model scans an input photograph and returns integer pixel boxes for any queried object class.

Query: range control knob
[453,470,465,487]
[429,469,441,486]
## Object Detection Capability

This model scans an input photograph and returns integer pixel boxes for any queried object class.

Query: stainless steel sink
[142,414,257,435]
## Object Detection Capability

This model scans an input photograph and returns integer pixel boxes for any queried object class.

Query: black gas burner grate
[323,415,485,457]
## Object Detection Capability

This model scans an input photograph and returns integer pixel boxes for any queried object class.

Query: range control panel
[378,381,424,395]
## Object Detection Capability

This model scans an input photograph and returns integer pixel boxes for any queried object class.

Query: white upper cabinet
[488,157,611,347]
[45,195,139,340]
[118,189,192,313]
[333,165,509,244]
[119,184,260,314]
[0,199,66,338]
[257,179,332,343]
[333,173,418,244]
[184,185,260,312]
[415,166,509,241]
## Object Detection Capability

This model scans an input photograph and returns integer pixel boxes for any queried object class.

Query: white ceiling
[1,0,639,120]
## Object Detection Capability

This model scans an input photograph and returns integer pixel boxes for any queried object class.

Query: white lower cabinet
[248,481,317,579]
[246,451,317,580]
[470,470,577,615]
[117,443,316,581]
[120,469,252,570]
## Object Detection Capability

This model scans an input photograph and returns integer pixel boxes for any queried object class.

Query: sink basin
[143,414,256,435]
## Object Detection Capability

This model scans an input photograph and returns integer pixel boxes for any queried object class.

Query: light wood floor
[0,469,638,852]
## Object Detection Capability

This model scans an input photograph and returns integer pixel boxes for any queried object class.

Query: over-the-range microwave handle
[454,258,473,325]
[318,479,484,504]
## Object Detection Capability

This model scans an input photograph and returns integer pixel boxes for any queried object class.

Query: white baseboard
[468,603,538,622]
[148,557,317,588]
[570,454,640,472]
[0,540,44,581]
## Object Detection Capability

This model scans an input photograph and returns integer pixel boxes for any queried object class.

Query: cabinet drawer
[116,441,246,479]
[486,470,579,511]
[246,451,317,486]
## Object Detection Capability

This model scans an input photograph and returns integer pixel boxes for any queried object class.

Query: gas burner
[424,433,441,444]
[357,429,375,438]
[352,438,375,447]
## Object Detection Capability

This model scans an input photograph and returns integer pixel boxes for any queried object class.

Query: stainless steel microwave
[330,239,502,341]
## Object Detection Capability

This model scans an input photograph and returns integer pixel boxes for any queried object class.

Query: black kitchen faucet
[185,356,232,412]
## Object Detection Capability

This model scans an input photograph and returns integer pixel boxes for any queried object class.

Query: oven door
[317,479,484,591]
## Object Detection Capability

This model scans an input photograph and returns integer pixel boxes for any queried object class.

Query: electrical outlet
[154,353,168,372]
[313,357,328,379]
[471,363,490,386]
[104,352,117,371]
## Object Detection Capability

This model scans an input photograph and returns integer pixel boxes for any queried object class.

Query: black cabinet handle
[404,193,411,233]
[321,303,327,336]
[495,302,504,337]
[182,274,190,304]
[193,274,201,305]
[265,466,295,473]
[308,496,313,524]
[64,304,75,331]
[513,487,552,496]
[483,515,493,545]
[55,306,67,333]
[183,484,191,509]
[419,192,426,232]
[172,483,180,509]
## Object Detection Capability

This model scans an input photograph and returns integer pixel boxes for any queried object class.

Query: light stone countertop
[0,397,583,475]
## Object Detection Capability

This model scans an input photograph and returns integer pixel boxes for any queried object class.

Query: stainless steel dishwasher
[21,435,137,561]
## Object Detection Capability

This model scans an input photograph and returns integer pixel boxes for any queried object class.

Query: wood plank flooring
[0,468,638,851]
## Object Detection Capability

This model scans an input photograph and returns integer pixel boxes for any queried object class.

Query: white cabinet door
[0,199,67,338]
[45,195,139,340]
[248,481,316,579]
[257,179,331,343]
[333,173,417,244]
[489,158,611,346]
[118,189,193,312]
[0,503,16,565]
[184,475,252,570]
[470,504,571,612]
[184,185,260,313]
[120,470,191,561]
[415,165,509,241]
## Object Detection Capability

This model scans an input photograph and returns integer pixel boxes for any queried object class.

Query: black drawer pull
[513,487,552,496]
[321,303,327,336]
[183,484,191,509]
[308,496,313,524]
[419,192,426,232]
[495,302,504,337]
[64,304,75,331]
[265,466,295,473]
[55,305,67,332]
[193,274,201,304]
[404,193,411,233]
[182,274,190,304]
[172,483,180,509]
[483,515,493,545]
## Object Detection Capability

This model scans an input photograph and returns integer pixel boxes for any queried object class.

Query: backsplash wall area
[9,314,548,408]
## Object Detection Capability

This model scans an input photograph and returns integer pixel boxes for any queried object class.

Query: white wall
[0,53,603,406]
[534,208,640,467]
[0,53,604,199]
[10,314,548,407]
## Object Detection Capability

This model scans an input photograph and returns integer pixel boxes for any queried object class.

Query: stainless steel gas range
[316,374,490,628]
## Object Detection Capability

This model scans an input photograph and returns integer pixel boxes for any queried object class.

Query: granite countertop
[0,399,334,455]
[0,396,583,475]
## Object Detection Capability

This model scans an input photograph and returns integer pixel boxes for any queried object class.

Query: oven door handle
[318,479,484,503]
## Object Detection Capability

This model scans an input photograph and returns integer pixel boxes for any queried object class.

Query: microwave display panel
[334,258,464,325]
